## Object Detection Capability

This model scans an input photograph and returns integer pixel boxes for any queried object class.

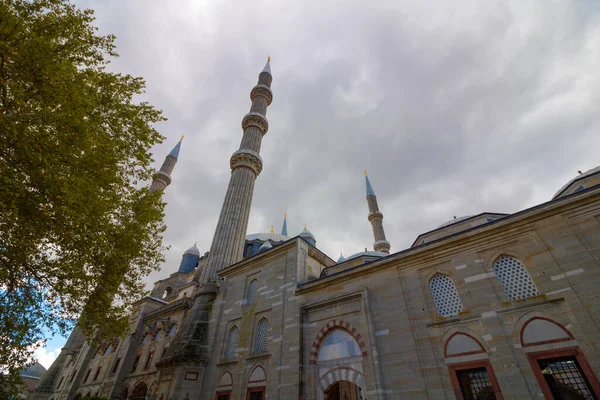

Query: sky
[38,0,600,368]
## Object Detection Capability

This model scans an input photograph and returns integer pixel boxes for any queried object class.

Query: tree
[0,0,167,390]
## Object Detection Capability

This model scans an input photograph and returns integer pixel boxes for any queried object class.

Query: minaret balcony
[368,211,384,223]
[250,84,273,105]
[241,112,269,135]
[230,149,263,176]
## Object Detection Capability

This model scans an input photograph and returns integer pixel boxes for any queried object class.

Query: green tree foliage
[0,0,167,388]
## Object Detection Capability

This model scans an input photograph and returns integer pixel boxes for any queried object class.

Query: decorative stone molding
[230,149,263,176]
[309,319,367,365]
[367,211,383,223]
[373,240,390,253]
[318,367,365,392]
[152,171,171,187]
[241,112,269,135]
[250,84,273,105]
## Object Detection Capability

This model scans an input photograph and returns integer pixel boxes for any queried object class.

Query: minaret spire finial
[364,172,390,254]
[281,212,288,236]
[180,134,184,141]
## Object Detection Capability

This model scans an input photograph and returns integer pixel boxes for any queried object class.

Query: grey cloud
[77,0,600,283]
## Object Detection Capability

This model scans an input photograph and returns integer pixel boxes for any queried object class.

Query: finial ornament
[304,224,307,230]
[270,225,274,233]
[340,252,343,256]
[180,134,184,141]
[364,169,367,176]
[268,56,271,62]
[284,211,286,218]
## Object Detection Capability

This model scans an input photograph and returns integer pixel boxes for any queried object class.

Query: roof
[183,244,200,257]
[168,140,182,159]
[258,240,273,253]
[346,250,388,261]
[365,175,375,197]
[262,59,271,74]
[438,215,474,228]
[554,166,600,198]
[21,362,47,379]
[246,232,289,242]
[299,229,315,240]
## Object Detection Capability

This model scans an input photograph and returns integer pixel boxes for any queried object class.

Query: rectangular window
[131,355,140,372]
[246,389,264,400]
[57,376,64,389]
[93,366,102,381]
[456,367,496,400]
[69,369,78,383]
[537,355,598,399]
[216,393,231,400]
[111,357,121,375]
[83,368,92,383]
[144,352,154,370]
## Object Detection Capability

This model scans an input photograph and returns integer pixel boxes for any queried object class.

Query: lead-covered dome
[553,166,600,199]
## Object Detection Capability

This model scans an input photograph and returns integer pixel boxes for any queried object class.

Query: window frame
[224,325,239,359]
[246,279,259,305]
[492,255,539,301]
[429,273,464,317]
[254,318,270,354]
[448,359,503,400]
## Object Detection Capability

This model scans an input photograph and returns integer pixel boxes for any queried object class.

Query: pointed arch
[224,326,239,359]
[309,319,367,365]
[254,318,270,353]
[444,332,486,358]
[429,273,464,317]
[318,367,365,393]
[246,279,259,304]
[493,255,539,300]
[520,317,574,347]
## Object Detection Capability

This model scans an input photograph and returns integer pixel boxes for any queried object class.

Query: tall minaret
[149,135,183,193]
[365,170,390,253]
[198,58,273,282]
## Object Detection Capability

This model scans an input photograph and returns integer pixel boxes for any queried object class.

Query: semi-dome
[246,232,289,242]
[438,215,474,228]
[346,251,388,261]
[183,244,200,256]
[553,166,600,199]
[258,240,273,253]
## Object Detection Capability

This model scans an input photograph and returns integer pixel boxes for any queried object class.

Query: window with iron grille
[246,279,258,304]
[255,318,269,353]
[224,326,239,359]
[216,394,231,400]
[83,368,92,383]
[493,256,539,300]
[537,356,597,399]
[93,366,102,381]
[430,274,464,317]
[456,367,496,400]
[111,358,121,375]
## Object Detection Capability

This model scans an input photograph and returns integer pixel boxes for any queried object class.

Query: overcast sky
[39,0,600,367]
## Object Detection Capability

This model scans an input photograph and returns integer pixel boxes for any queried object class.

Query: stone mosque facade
[36,60,600,400]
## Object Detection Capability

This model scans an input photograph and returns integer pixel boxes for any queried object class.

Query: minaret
[281,212,288,236]
[149,135,183,193]
[365,170,390,253]
[197,57,273,282]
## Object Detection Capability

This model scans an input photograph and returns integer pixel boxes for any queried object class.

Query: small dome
[183,244,200,257]
[258,240,272,253]
[21,362,47,379]
[438,215,474,228]
[554,166,600,198]
[346,251,387,261]
[337,254,346,263]
[299,228,315,241]
[246,233,289,242]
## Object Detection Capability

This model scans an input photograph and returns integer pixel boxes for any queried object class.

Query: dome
[438,215,474,228]
[183,244,200,257]
[337,253,346,263]
[246,233,289,242]
[554,166,600,198]
[258,240,273,253]
[346,251,387,261]
[21,362,46,379]
[299,228,315,241]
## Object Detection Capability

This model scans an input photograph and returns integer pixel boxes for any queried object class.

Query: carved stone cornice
[368,211,383,223]
[241,112,269,135]
[152,171,172,186]
[250,84,273,105]
[230,149,263,176]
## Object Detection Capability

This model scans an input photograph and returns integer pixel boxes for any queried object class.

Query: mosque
[36,59,600,399]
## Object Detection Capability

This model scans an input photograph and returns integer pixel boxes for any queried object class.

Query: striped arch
[309,319,367,365]
[319,367,365,392]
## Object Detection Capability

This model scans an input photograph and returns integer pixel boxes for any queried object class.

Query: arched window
[154,330,163,341]
[167,324,177,337]
[493,256,539,300]
[317,329,361,362]
[254,318,269,353]
[103,344,112,356]
[130,382,147,400]
[225,326,239,359]
[141,333,151,345]
[246,279,258,304]
[162,286,172,299]
[430,274,464,317]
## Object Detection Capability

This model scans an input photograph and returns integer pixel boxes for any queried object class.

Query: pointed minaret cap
[365,170,375,197]
[281,212,288,236]
[168,135,184,159]
[262,56,271,75]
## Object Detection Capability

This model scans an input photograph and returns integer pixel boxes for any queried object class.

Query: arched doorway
[324,380,362,400]
[130,381,148,400]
